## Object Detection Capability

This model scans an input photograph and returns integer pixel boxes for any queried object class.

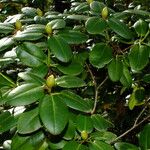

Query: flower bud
[37,8,43,17]
[15,20,22,30]
[46,75,55,88]
[81,130,88,140]
[101,7,109,20]
[87,0,93,5]
[45,23,52,35]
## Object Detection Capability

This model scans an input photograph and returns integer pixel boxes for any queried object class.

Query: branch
[111,103,150,144]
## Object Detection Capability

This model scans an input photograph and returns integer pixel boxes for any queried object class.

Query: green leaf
[86,17,107,34]
[143,74,150,83]
[139,123,150,150]
[89,140,114,150]
[63,120,76,140]
[40,95,69,135]
[0,37,15,52]
[5,83,44,106]
[67,15,88,21]
[115,142,139,150]
[17,108,41,134]
[63,141,88,150]
[76,114,93,133]
[57,61,83,76]
[21,7,37,17]
[58,90,92,113]
[89,43,113,68]
[74,2,89,12]
[90,1,105,13]
[14,31,43,41]
[120,66,132,88]
[133,19,148,36]
[48,19,66,29]
[107,17,133,39]
[56,76,86,88]
[128,44,149,71]
[25,24,45,33]
[16,42,46,67]
[0,111,17,133]
[0,23,14,34]
[49,140,67,150]
[18,72,45,85]
[58,30,88,44]
[90,131,117,143]
[48,35,72,62]
[0,73,15,88]
[91,114,113,131]
[11,131,45,150]
[108,58,123,82]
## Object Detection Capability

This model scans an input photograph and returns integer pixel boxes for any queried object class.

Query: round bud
[81,130,88,140]
[45,23,53,35]
[101,7,109,20]
[15,20,22,30]
[87,0,93,5]
[46,75,55,88]
[37,8,43,17]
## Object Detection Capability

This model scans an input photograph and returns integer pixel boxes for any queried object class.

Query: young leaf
[40,95,69,135]
[89,43,113,68]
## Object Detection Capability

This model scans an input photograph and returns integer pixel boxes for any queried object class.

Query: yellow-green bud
[37,8,43,17]
[45,23,53,35]
[81,130,88,140]
[15,20,22,30]
[87,0,93,5]
[46,75,55,88]
[101,7,109,20]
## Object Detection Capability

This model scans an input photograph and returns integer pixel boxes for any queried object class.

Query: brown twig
[111,103,150,144]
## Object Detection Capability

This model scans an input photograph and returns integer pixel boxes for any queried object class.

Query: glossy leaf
[90,131,117,143]
[57,61,83,76]
[86,17,107,34]
[0,73,15,88]
[120,66,132,88]
[0,111,17,133]
[89,43,113,68]
[0,23,14,34]
[40,95,69,135]
[63,120,76,140]
[17,108,41,134]
[58,90,92,113]
[76,114,93,133]
[128,44,149,71]
[108,58,123,82]
[139,123,150,150]
[0,37,15,52]
[48,19,66,29]
[16,42,46,67]
[108,17,133,39]
[91,114,113,131]
[58,30,88,44]
[5,83,44,106]
[48,35,72,62]
[56,76,86,88]
[89,140,114,150]
[115,142,139,150]
[63,141,88,150]
[133,19,148,36]
[11,131,45,150]
[143,74,150,83]
[14,31,43,41]
[49,140,67,150]
[90,1,105,13]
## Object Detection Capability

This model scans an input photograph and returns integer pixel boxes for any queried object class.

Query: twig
[111,103,150,144]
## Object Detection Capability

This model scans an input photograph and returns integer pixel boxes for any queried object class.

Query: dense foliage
[0,0,150,149]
